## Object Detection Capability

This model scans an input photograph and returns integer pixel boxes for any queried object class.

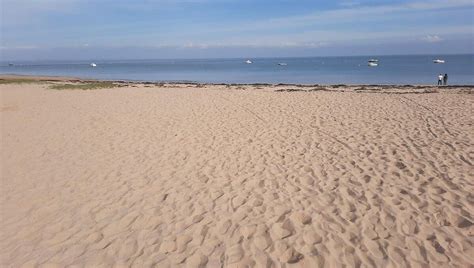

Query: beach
[1,77,473,267]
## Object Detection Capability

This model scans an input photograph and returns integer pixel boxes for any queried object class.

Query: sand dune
[1,82,473,267]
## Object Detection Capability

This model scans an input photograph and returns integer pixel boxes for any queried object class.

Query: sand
[1,79,473,267]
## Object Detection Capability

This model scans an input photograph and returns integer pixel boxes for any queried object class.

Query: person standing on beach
[438,74,443,85]
[443,73,448,85]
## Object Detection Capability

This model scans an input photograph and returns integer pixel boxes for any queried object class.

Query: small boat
[433,59,445,64]
[368,59,379,66]
[277,63,287,66]
[8,63,14,66]
[245,60,253,64]
[90,63,97,67]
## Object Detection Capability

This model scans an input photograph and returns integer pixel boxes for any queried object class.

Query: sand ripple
[1,83,473,267]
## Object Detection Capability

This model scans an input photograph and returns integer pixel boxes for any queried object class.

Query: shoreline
[2,74,474,88]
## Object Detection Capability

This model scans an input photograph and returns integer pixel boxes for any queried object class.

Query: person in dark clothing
[443,73,448,85]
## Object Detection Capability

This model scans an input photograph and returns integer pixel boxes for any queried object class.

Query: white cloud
[0,45,39,50]
[0,0,80,26]
[407,0,474,9]
[251,0,474,31]
[172,24,471,49]
[1,0,473,50]
[338,1,361,8]
[180,41,330,49]
[421,35,443,43]
[183,43,211,49]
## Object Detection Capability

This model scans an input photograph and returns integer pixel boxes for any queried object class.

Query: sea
[1,54,473,85]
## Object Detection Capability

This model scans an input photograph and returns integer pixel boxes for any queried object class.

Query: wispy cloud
[338,1,361,8]
[1,0,473,58]
[228,0,474,32]
[406,0,473,9]
[153,0,470,49]
[0,45,39,50]
[181,41,329,49]
[0,0,79,26]
[421,35,443,43]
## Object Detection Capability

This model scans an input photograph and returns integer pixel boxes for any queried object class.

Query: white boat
[90,63,97,67]
[433,59,445,64]
[368,59,379,63]
[245,60,252,64]
[277,62,287,66]
[368,62,378,67]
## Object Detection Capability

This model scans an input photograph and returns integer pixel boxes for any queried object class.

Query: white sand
[1,82,473,267]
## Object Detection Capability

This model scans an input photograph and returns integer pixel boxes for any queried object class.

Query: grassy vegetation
[49,81,119,90]
[1,78,127,90]
[0,78,42,84]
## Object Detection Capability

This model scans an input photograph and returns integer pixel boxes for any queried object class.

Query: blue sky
[1,0,473,60]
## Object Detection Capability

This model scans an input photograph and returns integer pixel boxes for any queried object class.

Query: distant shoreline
[2,74,474,88]
[2,53,473,63]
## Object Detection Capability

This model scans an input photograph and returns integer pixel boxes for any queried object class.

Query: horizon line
[2,53,473,63]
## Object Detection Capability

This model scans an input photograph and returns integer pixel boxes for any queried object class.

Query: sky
[1,0,473,60]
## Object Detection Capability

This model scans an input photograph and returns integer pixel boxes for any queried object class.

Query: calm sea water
[1,55,473,85]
